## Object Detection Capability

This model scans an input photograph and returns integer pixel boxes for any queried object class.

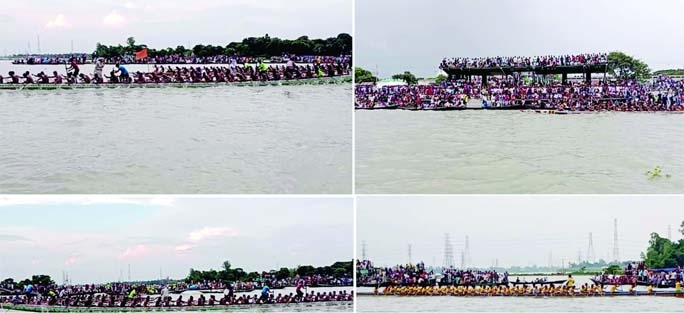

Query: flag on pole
[135,48,148,60]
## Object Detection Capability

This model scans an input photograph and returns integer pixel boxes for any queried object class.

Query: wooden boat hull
[355,105,399,110]
[423,106,467,111]
[0,76,351,91]
[357,291,684,298]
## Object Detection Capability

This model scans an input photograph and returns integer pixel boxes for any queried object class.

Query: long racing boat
[356,290,684,298]
[0,75,351,91]
[1,301,353,312]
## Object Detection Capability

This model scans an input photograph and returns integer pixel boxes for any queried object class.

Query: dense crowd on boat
[357,260,510,287]
[1,59,350,85]
[592,262,684,287]
[1,275,350,299]
[355,75,684,111]
[11,55,89,65]
[0,290,352,307]
[12,54,351,66]
[440,53,608,70]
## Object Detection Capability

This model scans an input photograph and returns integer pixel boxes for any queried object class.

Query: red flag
[135,48,148,60]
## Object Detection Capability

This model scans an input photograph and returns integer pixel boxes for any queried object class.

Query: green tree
[296,265,316,277]
[392,71,418,85]
[275,267,291,280]
[355,67,378,83]
[643,233,684,268]
[435,74,448,84]
[652,69,684,76]
[605,265,622,275]
[222,261,231,272]
[607,51,651,80]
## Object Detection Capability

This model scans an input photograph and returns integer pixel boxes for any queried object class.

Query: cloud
[0,234,31,242]
[119,244,148,260]
[174,244,194,253]
[187,227,239,243]
[45,14,71,29]
[123,1,141,9]
[103,11,126,27]
[64,256,80,266]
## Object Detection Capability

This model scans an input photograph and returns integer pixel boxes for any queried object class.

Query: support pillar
[562,73,568,84]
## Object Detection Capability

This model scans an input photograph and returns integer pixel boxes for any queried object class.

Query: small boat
[0,75,351,91]
[423,106,467,111]
[482,104,527,110]
[355,104,399,110]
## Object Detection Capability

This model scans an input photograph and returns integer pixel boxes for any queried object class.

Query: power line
[443,233,454,268]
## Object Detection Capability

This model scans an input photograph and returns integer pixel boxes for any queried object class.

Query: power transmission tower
[460,251,465,269]
[577,249,582,264]
[587,232,595,263]
[408,244,412,264]
[464,235,470,268]
[613,219,619,262]
[443,233,454,268]
[361,241,367,260]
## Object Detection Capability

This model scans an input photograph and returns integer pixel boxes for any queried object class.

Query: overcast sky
[0,0,351,55]
[0,196,352,284]
[357,196,683,269]
[356,0,684,78]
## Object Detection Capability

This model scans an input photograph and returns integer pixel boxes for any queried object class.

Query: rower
[78,73,92,84]
[36,71,49,84]
[68,57,80,77]
[566,274,575,287]
[115,64,130,83]
[259,285,271,303]
[93,57,105,83]
[295,280,305,299]
[22,71,34,84]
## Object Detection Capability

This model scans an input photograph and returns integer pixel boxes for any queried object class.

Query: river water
[0,62,351,193]
[357,275,680,312]
[356,110,684,194]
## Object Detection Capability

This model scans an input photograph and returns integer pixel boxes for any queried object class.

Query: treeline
[185,260,352,283]
[1,275,54,289]
[652,69,684,76]
[94,34,352,59]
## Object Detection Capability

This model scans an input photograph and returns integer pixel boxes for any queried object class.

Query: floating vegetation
[646,166,671,179]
